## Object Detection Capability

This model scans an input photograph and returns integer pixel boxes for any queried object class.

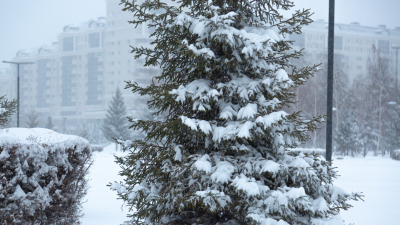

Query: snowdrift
[0,128,92,224]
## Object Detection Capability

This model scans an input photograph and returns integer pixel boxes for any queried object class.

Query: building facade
[1,0,158,135]
[291,20,400,81]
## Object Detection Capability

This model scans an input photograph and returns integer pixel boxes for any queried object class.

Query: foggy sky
[1,0,399,70]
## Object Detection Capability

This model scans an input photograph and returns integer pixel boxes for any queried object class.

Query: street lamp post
[2,61,34,127]
[63,117,67,133]
[326,0,335,162]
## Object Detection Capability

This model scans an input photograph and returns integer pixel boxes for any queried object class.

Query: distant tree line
[290,45,400,156]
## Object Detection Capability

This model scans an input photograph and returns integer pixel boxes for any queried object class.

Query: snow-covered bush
[289,148,326,159]
[111,0,363,224]
[392,149,400,161]
[0,128,92,224]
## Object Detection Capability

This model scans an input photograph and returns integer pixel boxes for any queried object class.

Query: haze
[1,0,399,69]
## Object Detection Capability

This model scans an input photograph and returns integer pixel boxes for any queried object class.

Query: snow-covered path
[81,145,400,224]
[334,156,400,225]
[81,145,130,225]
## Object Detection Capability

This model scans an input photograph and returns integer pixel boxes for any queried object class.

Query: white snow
[180,116,197,131]
[194,154,212,174]
[198,120,212,134]
[174,145,183,161]
[237,103,258,119]
[78,146,400,225]
[81,144,129,225]
[255,111,287,129]
[211,161,235,183]
[237,121,254,138]
[231,174,261,196]
[14,184,27,198]
[257,160,281,174]
[333,155,400,225]
[0,128,83,145]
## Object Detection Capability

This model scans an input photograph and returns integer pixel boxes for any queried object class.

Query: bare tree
[366,45,393,155]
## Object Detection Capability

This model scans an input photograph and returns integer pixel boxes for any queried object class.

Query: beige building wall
[292,20,400,82]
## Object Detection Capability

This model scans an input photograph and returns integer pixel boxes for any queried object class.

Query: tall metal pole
[326,0,335,162]
[2,61,34,128]
[17,64,20,127]
[395,47,399,101]
[63,117,67,133]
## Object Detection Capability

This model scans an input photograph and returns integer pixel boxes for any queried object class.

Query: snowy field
[334,155,400,225]
[82,145,400,225]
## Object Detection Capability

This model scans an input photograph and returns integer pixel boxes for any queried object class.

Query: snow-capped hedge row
[288,148,326,159]
[0,128,92,224]
[392,149,400,160]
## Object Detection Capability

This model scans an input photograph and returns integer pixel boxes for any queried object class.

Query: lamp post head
[2,61,34,65]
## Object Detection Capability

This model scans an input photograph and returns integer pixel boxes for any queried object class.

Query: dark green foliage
[335,112,361,156]
[386,105,400,155]
[0,95,17,128]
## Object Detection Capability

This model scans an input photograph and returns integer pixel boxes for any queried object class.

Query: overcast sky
[1,0,399,69]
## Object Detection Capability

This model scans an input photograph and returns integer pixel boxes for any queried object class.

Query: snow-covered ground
[82,145,400,225]
[81,144,130,225]
[334,155,400,225]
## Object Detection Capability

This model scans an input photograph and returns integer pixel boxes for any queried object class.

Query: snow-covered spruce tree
[111,0,362,224]
[386,105,400,155]
[102,87,131,150]
[0,95,17,128]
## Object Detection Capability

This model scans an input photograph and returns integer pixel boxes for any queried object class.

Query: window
[136,38,154,44]
[357,57,362,61]
[378,40,390,54]
[136,58,145,64]
[149,26,156,34]
[63,37,74,52]
[334,36,343,50]
[290,33,305,48]
[88,33,100,48]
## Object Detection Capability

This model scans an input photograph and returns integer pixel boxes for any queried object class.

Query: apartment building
[291,19,400,81]
[1,0,159,134]
[0,68,13,99]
